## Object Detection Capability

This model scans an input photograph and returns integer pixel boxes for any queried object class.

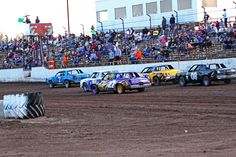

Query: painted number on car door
[190,72,198,80]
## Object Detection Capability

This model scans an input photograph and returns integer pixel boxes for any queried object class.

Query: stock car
[90,72,151,94]
[176,63,236,87]
[141,65,181,86]
[46,69,90,88]
[80,70,118,92]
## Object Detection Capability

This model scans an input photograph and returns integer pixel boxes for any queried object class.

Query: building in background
[96,0,236,32]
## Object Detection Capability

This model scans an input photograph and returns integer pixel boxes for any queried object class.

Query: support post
[120,18,125,34]
[146,14,152,29]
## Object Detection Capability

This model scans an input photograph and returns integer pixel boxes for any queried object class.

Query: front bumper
[217,74,236,80]
[129,83,151,89]
[162,76,176,81]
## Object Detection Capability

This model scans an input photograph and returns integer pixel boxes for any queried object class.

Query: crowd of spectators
[1,12,236,69]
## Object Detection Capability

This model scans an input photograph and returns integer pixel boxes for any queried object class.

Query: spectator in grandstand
[203,12,211,29]
[223,9,228,28]
[35,16,40,23]
[169,14,175,30]
[62,55,68,68]
[114,45,122,65]
[135,47,143,63]
[162,16,167,31]
[108,49,114,65]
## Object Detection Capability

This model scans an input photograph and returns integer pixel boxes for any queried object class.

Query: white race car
[80,70,118,92]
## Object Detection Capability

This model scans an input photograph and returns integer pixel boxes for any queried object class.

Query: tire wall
[0,92,45,119]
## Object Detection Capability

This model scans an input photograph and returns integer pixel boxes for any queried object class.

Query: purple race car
[91,72,151,94]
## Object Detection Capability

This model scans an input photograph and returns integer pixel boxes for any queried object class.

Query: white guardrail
[0,58,236,82]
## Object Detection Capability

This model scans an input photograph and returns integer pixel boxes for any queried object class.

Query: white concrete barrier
[1,58,236,82]
[0,68,25,82]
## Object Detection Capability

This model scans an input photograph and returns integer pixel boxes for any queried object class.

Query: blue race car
[46,69,90,88]
[90,72,151,94]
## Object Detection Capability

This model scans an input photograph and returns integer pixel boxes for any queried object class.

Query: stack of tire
[0,92,45,119]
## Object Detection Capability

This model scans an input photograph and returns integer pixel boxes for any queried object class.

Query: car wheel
[91,85,99,94]
[64,80,70,88]
[224,79,231,84]
[202,76,210,87]
[137,88,145,92]
[179,76,187,87]
[116,84,125,94]
[49,81,54,88]
[82,82,88,92]
[153,77,160,86]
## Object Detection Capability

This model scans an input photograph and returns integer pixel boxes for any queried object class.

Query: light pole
[174,10,178,29]
[66,0,70,35]
[98,21,104,33]
[80,24,85,35]
[120,18,125,34]
[146,14,152,29]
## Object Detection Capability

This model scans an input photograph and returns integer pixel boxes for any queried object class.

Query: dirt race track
[0,81,236,157]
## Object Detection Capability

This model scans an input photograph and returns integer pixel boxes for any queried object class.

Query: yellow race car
[141,65,181,86]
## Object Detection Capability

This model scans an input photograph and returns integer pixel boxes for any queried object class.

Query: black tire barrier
[0,92,45,119]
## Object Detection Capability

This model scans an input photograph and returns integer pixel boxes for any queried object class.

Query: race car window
[91,72,98,78]
[159,66,167,70]
[194,65,202,71]
[56,72,65,77]
[101,72,107,78]
[70,70,79,75]
[189,65,198,72]
[77,70,83,74]
[133,72,140,77]
[167,65,174,69]
[220,64,226,68]
[123,73,131,78]
[209,64,219,69]
[141,67,152,73]
[103,73,116,80]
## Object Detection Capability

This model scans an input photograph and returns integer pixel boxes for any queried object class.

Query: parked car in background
[80,70,118,92]
[176,63,236,87]
[46,69,90,88]
[91,72,151,94]
[141,65,181,86]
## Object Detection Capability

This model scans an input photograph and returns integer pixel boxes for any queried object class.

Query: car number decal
[190,72,198,80]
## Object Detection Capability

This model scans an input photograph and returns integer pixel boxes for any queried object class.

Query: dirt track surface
[0,81,236,157]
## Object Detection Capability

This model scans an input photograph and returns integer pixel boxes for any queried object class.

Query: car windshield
[141,67,154,73]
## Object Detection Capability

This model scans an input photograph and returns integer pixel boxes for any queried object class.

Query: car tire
[224,79,231,84]
[64,80,70,88]
[1,92,45,119]
[49,81,54,88]
[153,77,160,86]
[91,85,99,94]
[82,82,89,92]
[116,84,125,94]
[137,88,145,92]
[179,76,187,87]
[202,76,210,87]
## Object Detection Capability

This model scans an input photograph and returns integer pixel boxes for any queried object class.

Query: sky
[0,0,96,38]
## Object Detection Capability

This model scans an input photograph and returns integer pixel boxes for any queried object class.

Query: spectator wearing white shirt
[223,9,228,28]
